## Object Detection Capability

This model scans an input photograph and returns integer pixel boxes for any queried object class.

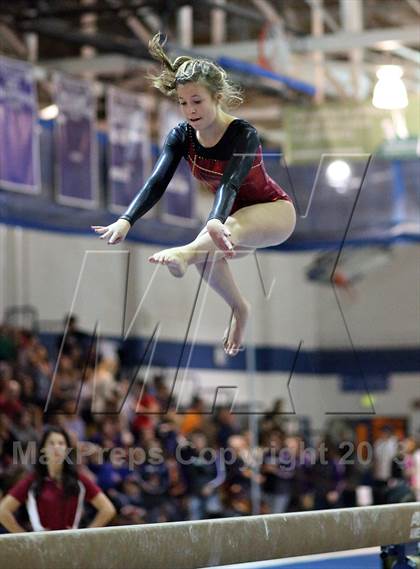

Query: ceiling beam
[210,0,226,45]
[18,18,152,59]
[101,0,156,46]
[392,45,420,64]
[251,0,283,25]
[304,0,339,32]
[310,0,326,104]
[0,23,28,57]
[195,0,265,23]
[124,16,153,45]
[177,5,193,48]
[373,42,420,65]
[405,0,420,16]
[293,25,420,52]
[340,0,364,100]
[199,26,420,58]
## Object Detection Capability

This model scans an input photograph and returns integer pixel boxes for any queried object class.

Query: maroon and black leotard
[120,119,291,226]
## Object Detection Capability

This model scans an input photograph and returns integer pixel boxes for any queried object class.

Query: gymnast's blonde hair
[147,33,243,108]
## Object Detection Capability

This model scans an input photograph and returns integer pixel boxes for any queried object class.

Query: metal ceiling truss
[1,1,418,101]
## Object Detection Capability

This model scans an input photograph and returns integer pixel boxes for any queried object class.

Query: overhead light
[326,160,351,192]
[39,104,59,120]
[375,40,401,51]
[372,65,408,110]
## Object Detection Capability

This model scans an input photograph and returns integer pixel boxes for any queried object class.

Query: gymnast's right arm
[91,126,185,244]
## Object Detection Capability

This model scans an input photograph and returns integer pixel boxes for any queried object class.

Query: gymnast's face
[176,82,220,130]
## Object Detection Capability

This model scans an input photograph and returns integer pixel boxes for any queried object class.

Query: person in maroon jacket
[0,426,115,532]
[92,33,296,357]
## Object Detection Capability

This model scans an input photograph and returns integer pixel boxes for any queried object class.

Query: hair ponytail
[148,33,175,72]
[147,32,243,108]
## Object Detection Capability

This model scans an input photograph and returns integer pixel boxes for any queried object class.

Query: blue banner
[54,73,98,207]
[159,101,196,225]
[107,87,152,214]
[0,57,40,193]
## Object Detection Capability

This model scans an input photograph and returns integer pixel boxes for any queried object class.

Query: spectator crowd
[0,319,419,531]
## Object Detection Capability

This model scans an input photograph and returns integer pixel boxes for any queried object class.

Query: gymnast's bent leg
[149,200,296,356]
[149,200,296,274]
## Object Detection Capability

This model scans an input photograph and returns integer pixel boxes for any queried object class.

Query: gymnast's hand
[206,218,235,258]
[91,218,131,245]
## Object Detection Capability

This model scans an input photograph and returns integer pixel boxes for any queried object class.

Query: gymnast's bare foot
[223,300,250,357]
[148,248,190,278]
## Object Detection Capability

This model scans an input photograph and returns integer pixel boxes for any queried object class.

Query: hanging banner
[54,73,98,207]
[159,100,196,224]
[107,87,152,214]
[0,57,40,193]
[283,95,420,164]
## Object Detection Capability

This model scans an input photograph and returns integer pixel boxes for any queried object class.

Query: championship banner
[53,73,98,207]
[159,100,196,224]
[0,57,40,193]
[107,87,152,214]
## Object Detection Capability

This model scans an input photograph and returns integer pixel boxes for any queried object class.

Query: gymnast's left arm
[206,125,260,252]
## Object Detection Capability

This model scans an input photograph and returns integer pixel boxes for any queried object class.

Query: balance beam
[1,503,419,569]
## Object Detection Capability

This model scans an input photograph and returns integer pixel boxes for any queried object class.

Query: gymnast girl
[92,34,296,356]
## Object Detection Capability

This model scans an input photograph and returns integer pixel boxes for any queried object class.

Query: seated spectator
[223,435,263,516]
[259,399,286,440]
[138,440,171,523]
[25,344,52,407]
[373,425,399,505]
[309,441,346,510]
[9,408,38,451]
[57,399,87,442]
[56,314,89,363]
[215,407,241,448]
[152,373,172,410]
[385,436,417,504]
[261,429,296,514]
[131,380,160,434]
[180,431,225,520]
[0,379,23,421]
[156,411,182,458]
[179,396,208,436]
[166,455,188,521]
[0,414,14,474]
[410,435,420,501]
[0,325,18,362]
[108,474,147,526]
[86,444,126,492]
[90,417,124,449]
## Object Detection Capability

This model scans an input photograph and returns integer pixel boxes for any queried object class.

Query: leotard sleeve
[119,125,186,226]
[207,124,260,223]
